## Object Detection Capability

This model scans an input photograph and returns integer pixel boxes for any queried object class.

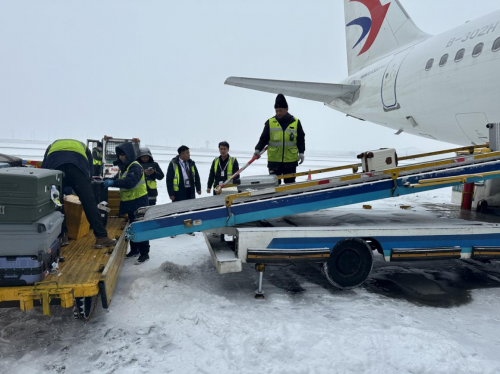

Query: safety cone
[307,170,312,181]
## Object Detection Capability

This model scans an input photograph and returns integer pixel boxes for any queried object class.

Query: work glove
[299,153,305,165]
[103,179,114,188]
[253,149,261,159]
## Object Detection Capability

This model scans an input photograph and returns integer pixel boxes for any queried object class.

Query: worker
[254,93,306,184]
[206,141,240,195]
[166,145,201,237]
[103,142,150,263]
[136,147,165,206]
[92,141,103,177]
[167,145,201,203]
[42,139,116,249]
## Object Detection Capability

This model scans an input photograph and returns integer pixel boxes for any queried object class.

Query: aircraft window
[455,49,465,62]
[425,58,434,71]
[472,43,484,57]
[493,37,500,52]
[439,54,449,67]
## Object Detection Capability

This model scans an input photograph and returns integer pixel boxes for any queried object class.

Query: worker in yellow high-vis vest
[92,141,103,177]
[42,139,116,249]
[206,141,240,195]
[166,145,202,203]
[103,142,150,264]
[254,94,306,184]
[136,147,164,206]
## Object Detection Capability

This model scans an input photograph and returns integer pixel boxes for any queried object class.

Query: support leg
[255,263,265,299]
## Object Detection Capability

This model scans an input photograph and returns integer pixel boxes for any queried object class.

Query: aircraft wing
[224,77,360,104]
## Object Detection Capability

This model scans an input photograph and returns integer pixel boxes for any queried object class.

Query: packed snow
[1,143,500,374]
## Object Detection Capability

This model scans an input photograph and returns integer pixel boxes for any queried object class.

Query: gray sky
[1,0,499,153]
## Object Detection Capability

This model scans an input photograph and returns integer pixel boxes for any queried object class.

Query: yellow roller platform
[0,217,129,318]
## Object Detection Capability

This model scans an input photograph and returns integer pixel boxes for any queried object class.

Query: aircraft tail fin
[344,0,430,75]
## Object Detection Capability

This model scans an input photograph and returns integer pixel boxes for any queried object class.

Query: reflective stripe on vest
[172,161,196,192]
[267,117,299,163]
[118,161,148,202]
[48,139,88,160]
[93,150,102,165]
[213,157,234,186]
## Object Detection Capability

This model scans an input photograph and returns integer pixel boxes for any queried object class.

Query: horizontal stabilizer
[225,77,360,104]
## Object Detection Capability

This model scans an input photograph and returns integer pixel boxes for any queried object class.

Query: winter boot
[126,250,140,258]
[94,236,116,249]
[61,232,69,246]
[135,254,150,264]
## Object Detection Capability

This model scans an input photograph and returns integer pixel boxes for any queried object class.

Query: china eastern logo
[346,0,391,55]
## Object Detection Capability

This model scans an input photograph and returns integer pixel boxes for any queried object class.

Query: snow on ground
[1,144,500,374]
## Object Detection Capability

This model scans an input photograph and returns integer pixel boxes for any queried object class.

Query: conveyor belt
[128,151,500,242]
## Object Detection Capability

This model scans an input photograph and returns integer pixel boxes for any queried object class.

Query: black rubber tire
[323,238,373,290]
[477,200,489,214]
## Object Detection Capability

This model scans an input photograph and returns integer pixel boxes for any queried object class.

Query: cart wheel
[73,295,98,322]
[323,238,373,290]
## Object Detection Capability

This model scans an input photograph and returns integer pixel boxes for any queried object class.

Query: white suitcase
[357,148,398,172]
[487,123,500,151]
[237,175,279,192]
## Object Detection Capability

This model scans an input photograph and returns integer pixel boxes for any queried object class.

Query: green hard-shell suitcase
[0,168,63,223]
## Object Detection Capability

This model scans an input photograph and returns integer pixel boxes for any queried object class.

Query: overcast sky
[1,0,499,153]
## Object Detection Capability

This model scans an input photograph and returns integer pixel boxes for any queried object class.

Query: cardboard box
[64,195,90,239]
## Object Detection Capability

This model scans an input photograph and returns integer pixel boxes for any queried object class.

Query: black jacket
[255,113,305,169]
[137,155,165,198]
[166,156,201,201]
[112,142,148,215]
[42,140,94,179]
[207,155,240,189]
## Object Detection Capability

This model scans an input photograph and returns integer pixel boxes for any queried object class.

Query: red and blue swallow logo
[346,0,391,55]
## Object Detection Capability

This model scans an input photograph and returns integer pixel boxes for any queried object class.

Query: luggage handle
[0,270,23,281]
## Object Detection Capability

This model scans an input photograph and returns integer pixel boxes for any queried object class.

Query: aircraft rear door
[381,48,412,111]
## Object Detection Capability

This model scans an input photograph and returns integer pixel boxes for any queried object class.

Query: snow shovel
[215,146,268,194]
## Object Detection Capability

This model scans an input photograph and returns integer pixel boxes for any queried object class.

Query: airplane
[225,0,500,146]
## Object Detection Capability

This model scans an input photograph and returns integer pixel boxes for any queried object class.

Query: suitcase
[0,168,63,223]
[0,238,61,286]
[356,148,398,172]
[237,175,279,192]
[0,153,23,167]
[91,179,109,227]
[0,211,63,257]
[487,123,500,151]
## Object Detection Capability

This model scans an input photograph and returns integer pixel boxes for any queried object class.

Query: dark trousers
[57,164,108,238]
[269,165,297,184]
[92,165,103,177]
[174,188,193,202]
[128,211,150,256]
[148,197,157,206]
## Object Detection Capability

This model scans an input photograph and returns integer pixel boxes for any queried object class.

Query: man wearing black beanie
[254,93,306,183]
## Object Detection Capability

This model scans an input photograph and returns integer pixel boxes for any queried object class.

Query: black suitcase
[0,238,61,286]
[91,179,109,227]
